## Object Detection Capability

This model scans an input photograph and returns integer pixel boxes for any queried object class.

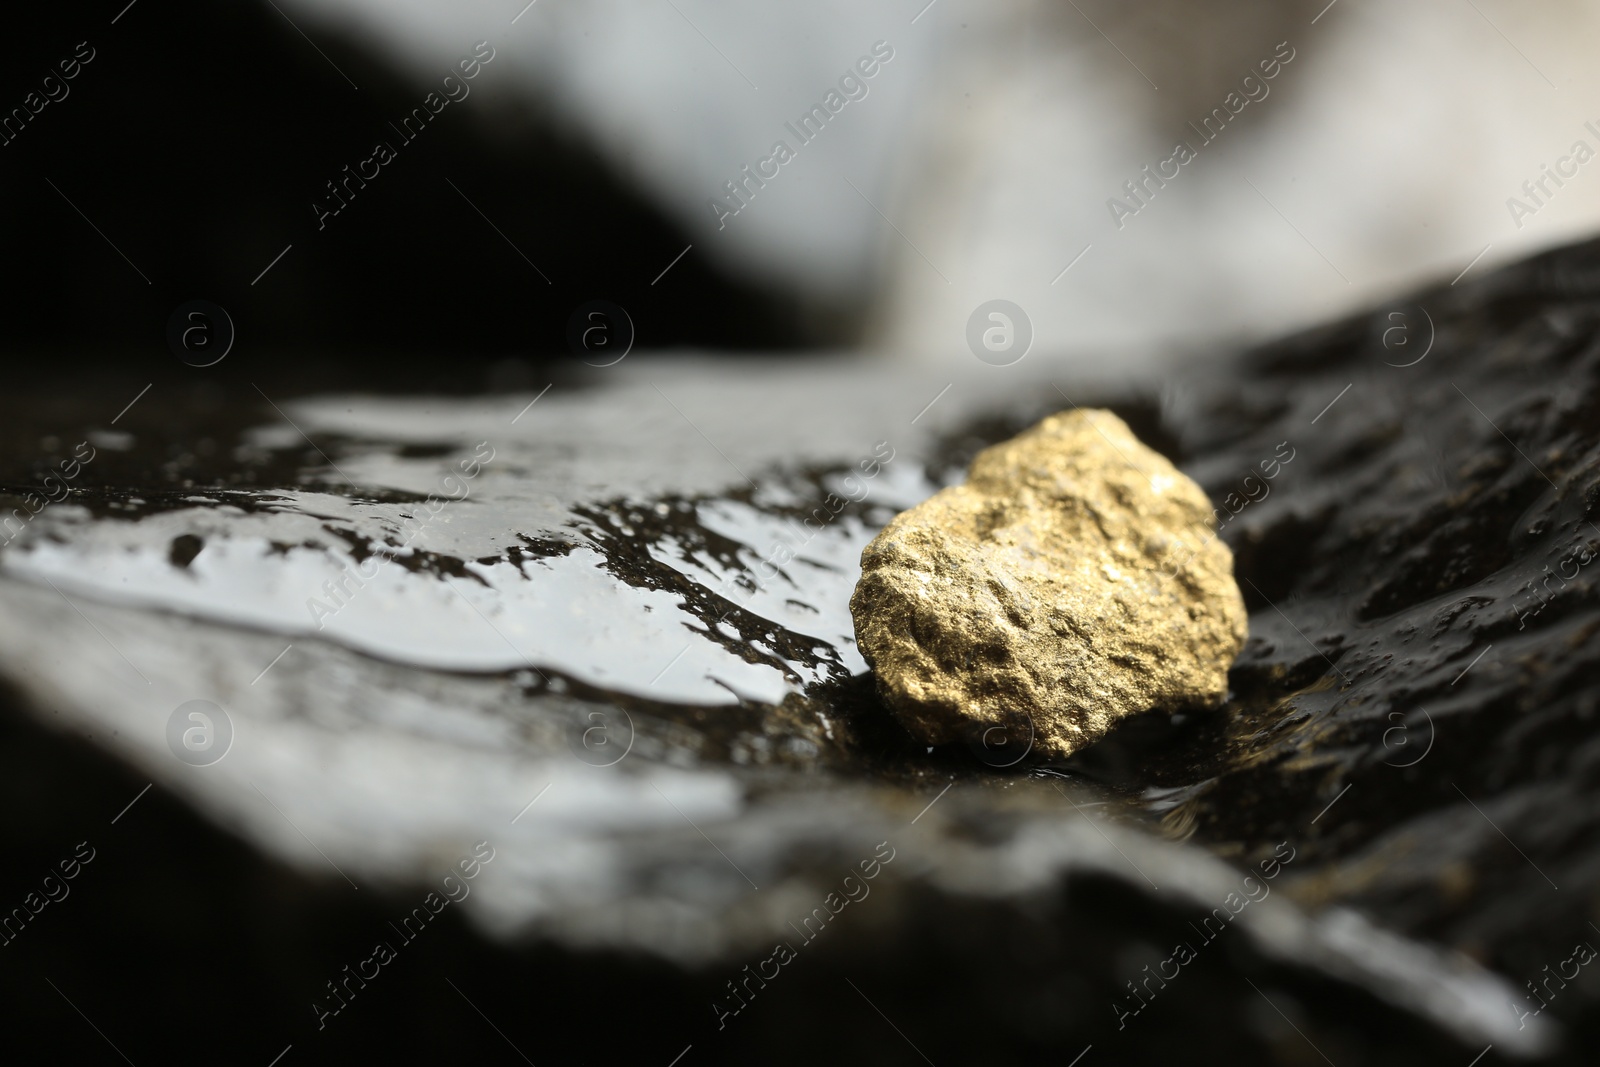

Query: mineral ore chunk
[851,409,1247,760]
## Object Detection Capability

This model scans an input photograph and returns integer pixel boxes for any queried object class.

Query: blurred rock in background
[7,1,1599,373]
[282,0,1600,365]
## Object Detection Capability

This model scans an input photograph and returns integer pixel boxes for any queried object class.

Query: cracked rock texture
[851,409,1248,759]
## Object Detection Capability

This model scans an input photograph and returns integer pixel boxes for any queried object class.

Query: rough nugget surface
[851,409,1247,760]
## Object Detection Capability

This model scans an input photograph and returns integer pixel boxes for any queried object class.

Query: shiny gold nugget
[851,409,1247,760]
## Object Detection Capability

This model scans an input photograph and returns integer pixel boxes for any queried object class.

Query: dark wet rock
[6,239,1600,1063]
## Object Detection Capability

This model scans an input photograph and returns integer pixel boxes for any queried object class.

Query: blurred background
[5,0,1599,384]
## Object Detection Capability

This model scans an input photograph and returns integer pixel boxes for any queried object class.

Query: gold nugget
[851,409,1247,760]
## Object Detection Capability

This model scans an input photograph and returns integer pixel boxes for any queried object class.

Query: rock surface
[8,238,1600,1063]
[852,409,1247,759]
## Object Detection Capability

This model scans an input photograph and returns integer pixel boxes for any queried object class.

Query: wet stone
[851,409,1248,759]
[9,239,1600,1059]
